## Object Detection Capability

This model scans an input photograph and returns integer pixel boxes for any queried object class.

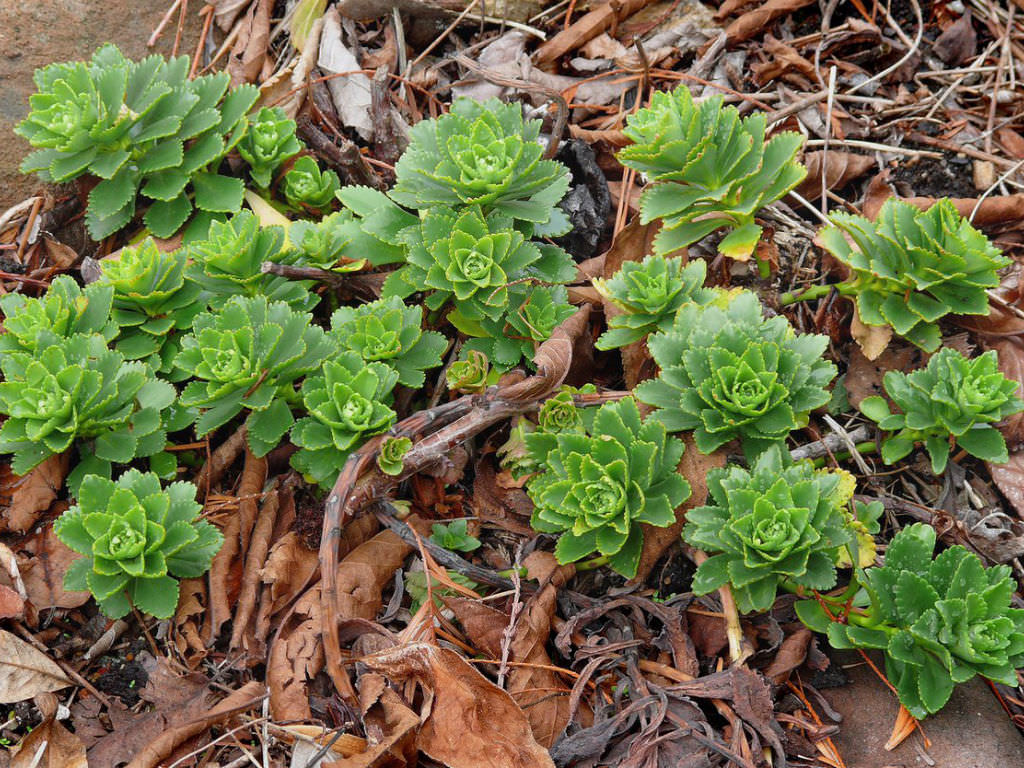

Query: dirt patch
[0,0,200,209]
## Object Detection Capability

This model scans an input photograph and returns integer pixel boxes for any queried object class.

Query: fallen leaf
[11,693,86,768]
[0,454,68,533]
[227,0,272,86]
[844,343,926,408]
[361,642,556,768]
[0,585,24,621]
[850,304,893,361]
[325,673,418,768]
[763,626,813,683]
[997,128,1024,159]
[989,454,1024,518]
[0,630,71,703]
[319,7,373,140]
[258,530,322,620]
[794,151,876,202]
[932,10,977,65]
[751,34,817,86]
[990,338,1024,450]
[723,0,817,45]
[13,524,90,610]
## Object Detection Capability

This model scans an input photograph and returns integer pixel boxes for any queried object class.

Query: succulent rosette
[819,198,1010,352]
[329,296,447,388]
[238,106,301,189]
[525,397,690,577]
[176,296,334,456]
[799,524,1024,719]
[290,352,398,487]
[390,98,571,234]
[185,211,317,310]
[595,256,716,349]
[282,156,340,213]
[636,291,836,458]
[445,350,491,394]
[467,285,576,369]
[378,436,413,476]
[860,348,1024,473]
[99,238,204,372]
[55,470,222,619]
[0,334,173,476]
[684,445,853,613]
[16,45,258,239]
[618,85,806,259]
[0,275,117,354]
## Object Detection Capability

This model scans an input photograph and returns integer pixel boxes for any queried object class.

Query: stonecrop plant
[176,296,333,456]
[55,470,222,619]
[798,524,1024,719]
[389,97,571,235]
[290,352,398,487]
[0,334,173,477]
[283,156,340,214]
[468,286,576,369]
[329,296,447,388]
[636,291,837,458]
[818,198,1010,353]
[525,397,690,578]
[238,106,301,189]
[859,348,1024,473]
[684,446,854,613]
[98,239,204,374]
[594,256,716,349]
[618,85,806,259]
[17,45,259,239]
[0,275,117,354]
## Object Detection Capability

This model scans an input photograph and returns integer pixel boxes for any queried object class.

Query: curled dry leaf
[227,0,272,86]
[723,0,817,45]
[850,303,893,361]
[258,530,321,621]
[360,642,556,768]
[990,455,1024,519]
[0,629,71,704]
[793,151,876,202]
[11,693,86,768]
[325,673,419,768]
[0,453,68,533]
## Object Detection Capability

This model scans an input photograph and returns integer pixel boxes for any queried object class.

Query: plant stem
[779,283,840,306]
[497,553,609,579]
[812,441,877,468]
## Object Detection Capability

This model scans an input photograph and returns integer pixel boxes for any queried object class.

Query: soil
[0,0,201,209]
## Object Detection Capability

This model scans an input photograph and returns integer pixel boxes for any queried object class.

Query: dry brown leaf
[11,524,90,610]
[227,0,272,86]
[361,642,556,768]
[635,434,727,581]
[990,455,1024,519]
[533,0,657,67]
[763,627,813,683]
[471,456,534,536]
[895,194,1024,228]
[230,485,280,652]
[850,304,893,360]
[991,338,1024,449]
[794,151,876,202]
[258,531,321,619]
[0,630,71,703]
[932,9,977,65]
[125,681,266,768]
[751,35,817,86]
[210,0,253,30]
[41,237,78,269]
[11,693,86,768]
[0,454,68,533]
[997,128,1024,159]
[0,585,24,621]
[325,673,418,768]
[723,0,817,45]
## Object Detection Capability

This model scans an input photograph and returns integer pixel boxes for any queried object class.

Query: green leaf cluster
[859,347,1024,473]
[56,470,222,619]
[329,296,447,388]
[446,350,492,394]
[0,275,117,354]
[636,291,836,458]
[818,198,1010,352]
[378,436,412,476]
[618,86,806,259]
[525,397,690,577]
[176,296,333,456]
[0,333,174,475]
[283,156,340,213]
[594,256,715,349]
[390,97,571,235]
[16,44,259,239]
[98,238,203,373]
[800,524,1024,719]
[290,352,398,487]
[238,107,301,189]
[684,446,854,613]
[430,519,481,552]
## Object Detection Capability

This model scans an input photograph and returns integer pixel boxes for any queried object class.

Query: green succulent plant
[56,470,222,619]
[798,523,1024,719]
[176,296,334,456]
[818,198,1010,352]
[445,350,492,394]
[859,348,1024,474]
[636,291,837,458]
[290,352,398,487]
[405,569,479,613]
[185,211,317,310]
[594,257,716,349]
[525,397,690,577]
[329,296,447,388]
[334,186,418,267]
[430,519,481,552]
[98,238,204,373]
[0,275,117,354]
[378,436,412,476]
[282,156,340,213]
[285,213,369,271]
[390,98,571,235]
[618,85,806,259]
[0,334,174,476]
[466,286,576,370]
[238,106,301,189]
[16,44,259,239]
[684,445,854,613]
